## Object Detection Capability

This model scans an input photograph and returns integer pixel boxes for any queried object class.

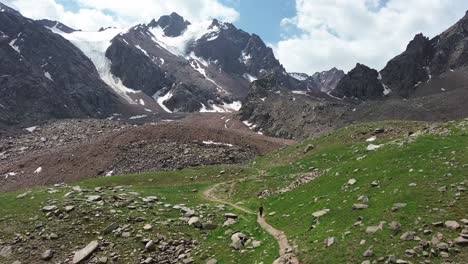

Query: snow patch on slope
[135,45,150,58]
[243,73,257,82]
[44,71,53,81]
[153,90,173,113]
[148,20,212,57]
[200,101,242,113]
[9,38,20,54]
[48,27,138,104]
[202,141,233,147]
[289,72,308,81]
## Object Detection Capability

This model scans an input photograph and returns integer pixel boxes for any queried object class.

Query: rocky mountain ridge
[239,11,468,139]
[0,3,124,127]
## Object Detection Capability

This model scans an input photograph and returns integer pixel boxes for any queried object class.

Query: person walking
[258,204,264,217]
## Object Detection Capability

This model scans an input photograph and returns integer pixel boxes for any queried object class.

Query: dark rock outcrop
[380,34,433,97]
[190,19,284,78]
[332,63,384,99]
[310,67,345,93]
[148,12,190,37]
[105,34,172,96]
[0,3,121,126]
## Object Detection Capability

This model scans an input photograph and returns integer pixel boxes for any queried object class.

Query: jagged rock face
[148,12,190,37]
[36,19,77,34]
[190,20,283,77]
[105,24,225,112]
[310,68,345,93]
[380,34,433,97]
[430,11,468,75]
[105,33,172,96]
[0,4,120,126]
[332,64,384,99]
[164,83,220,112]
[289,68,345,93]
[381,12,468,97]
[239,76,351,139]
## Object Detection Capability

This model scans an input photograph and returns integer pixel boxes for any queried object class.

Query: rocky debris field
[0,116,292,192]
[0,182,267,264]
[0,119,133,163]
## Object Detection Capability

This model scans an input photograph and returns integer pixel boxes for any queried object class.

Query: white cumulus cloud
[3,0,239,31]
[274,0,468,74]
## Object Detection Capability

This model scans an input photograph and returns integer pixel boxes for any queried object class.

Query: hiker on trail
[258,204,264,217]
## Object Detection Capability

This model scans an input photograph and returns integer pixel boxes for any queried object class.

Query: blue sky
[221,0,296,43]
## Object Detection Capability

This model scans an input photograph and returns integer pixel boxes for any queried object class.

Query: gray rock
[230,232,246,250]
[224,213,238,219]
[252,241,262,248]
[72,240,99,264]
[145,240,156,251]
[0,246,12,258]
[352,204,368,210]
[86,195,102,202]
[16,192,30,199]
[188,217,201,228]
[223,218,237,227]
[98,257,108,263]
[400,231,415,241]
[389,221,401,230]
[42,205,58,212]
[103,223,119,234]
[206,259,217,264]
[304,144,314,153]
[312,209,330,218]
[324,237,336,247]
[444,220,460,230]
[363,249,374,257]
[357,196,369,204]
[454,236,468,246]
[41,250,54,261]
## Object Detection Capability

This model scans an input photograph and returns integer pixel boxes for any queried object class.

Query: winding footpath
[203,182,300,264]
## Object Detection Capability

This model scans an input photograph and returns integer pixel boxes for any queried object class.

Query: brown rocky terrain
[0,114,293,192]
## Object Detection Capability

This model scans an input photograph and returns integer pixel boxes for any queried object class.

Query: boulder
[0,246,12,258]
[188,217,202,228]
[352,204,369,210]
[400,231,416,241]
[145,240,156,251]
[223,218,237,227]
[42,205,58,212]
[230,232,246,250]
[444,220,460,230]
[224,213,238,219]
[72,240,99,264]
[363,249,374,257]
[324,237,336,247]
[206,259,218,264]
[304,144,314,153]
[312,209,330,218]
[454,236,468,246]
[41,250,54,261]
[103,223,119,234]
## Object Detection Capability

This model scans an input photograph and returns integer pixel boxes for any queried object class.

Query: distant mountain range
[240,11,468,139]
[0,2,343,126]
[0,2,467,137]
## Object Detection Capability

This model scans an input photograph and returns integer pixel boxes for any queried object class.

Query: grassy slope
[0,119,467,263]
